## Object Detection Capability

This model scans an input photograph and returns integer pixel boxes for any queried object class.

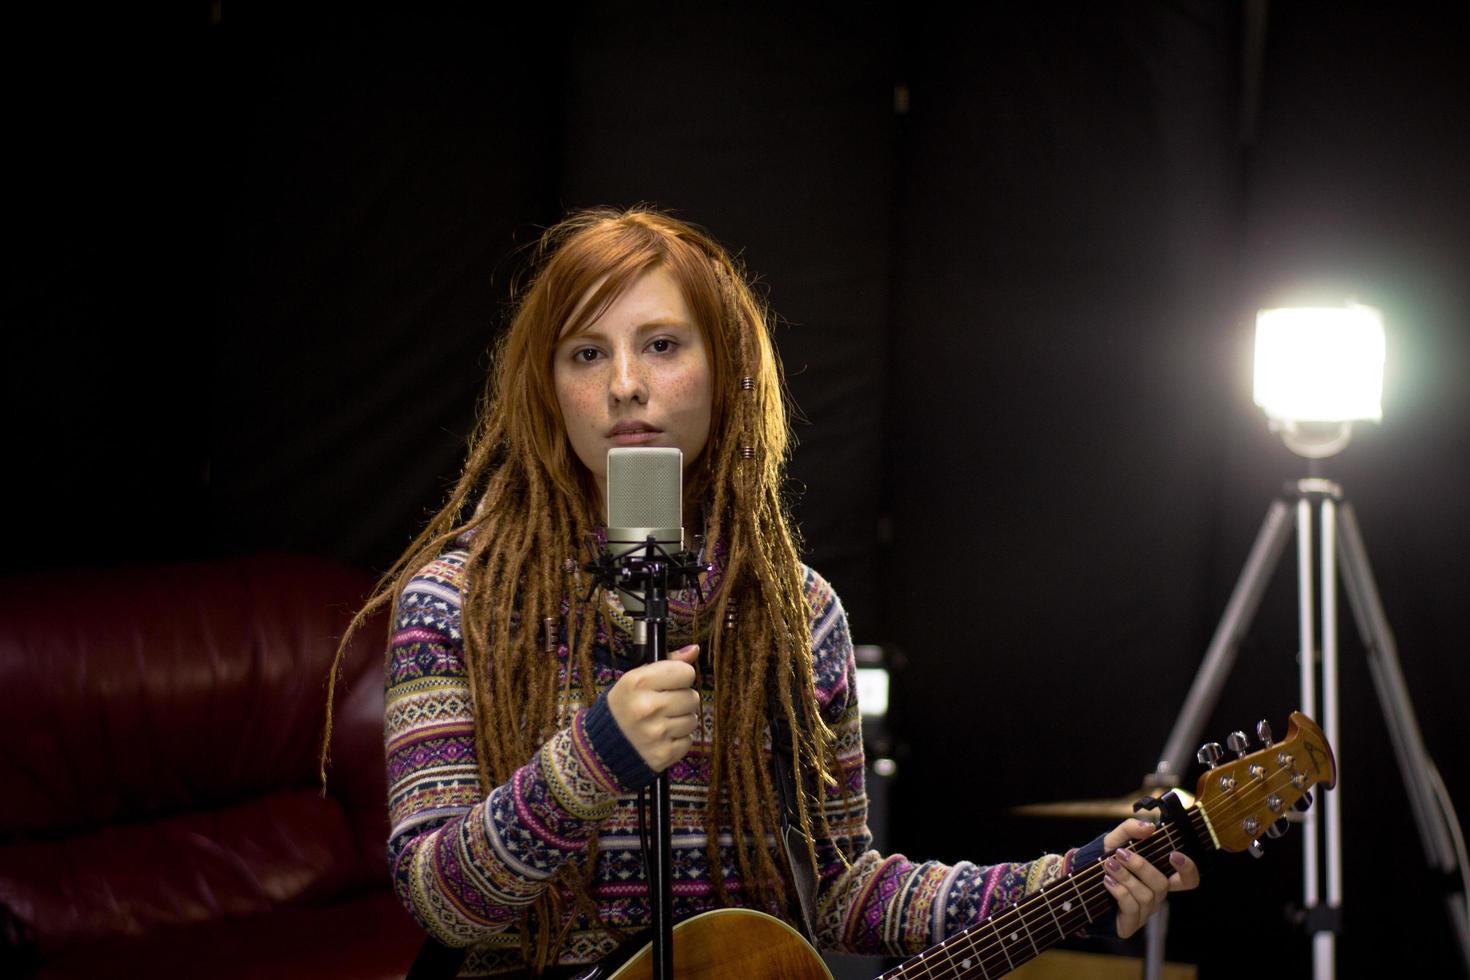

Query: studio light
[1253,303,1385,457]
[1155,298,1469,979]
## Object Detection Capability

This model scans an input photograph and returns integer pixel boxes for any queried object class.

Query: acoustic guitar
[574,711,1336,980]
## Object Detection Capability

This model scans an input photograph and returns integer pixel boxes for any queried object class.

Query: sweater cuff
[580,692,658,792]
[1069,832,1107,872]
[1067,833,1117,938]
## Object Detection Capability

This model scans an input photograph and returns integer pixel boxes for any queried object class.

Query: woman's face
[553,266,713,507]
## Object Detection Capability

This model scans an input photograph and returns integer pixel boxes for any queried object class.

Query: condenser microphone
[605,447,684,615]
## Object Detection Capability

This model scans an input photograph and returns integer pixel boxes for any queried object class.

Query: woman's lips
[607,424,663,446]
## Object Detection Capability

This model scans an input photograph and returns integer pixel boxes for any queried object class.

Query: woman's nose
[609,348,648,404]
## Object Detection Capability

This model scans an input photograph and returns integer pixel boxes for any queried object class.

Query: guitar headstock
[1193,711,1336,854]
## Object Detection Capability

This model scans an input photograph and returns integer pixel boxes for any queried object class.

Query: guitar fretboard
[877,813,1198,979]
[876,714,1332,980]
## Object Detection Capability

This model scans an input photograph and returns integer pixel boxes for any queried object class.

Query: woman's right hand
[606,643,702,772]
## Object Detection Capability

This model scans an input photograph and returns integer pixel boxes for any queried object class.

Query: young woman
[331,207,1197,977]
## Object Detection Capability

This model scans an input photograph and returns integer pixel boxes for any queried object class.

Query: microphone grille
[606,448,683,530]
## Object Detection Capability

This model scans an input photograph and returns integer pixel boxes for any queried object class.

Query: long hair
[322,207,835,970]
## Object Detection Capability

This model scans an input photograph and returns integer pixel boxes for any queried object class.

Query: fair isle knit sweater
[385,550,1098,975]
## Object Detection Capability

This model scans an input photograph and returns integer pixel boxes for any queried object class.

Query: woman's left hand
[1100,818,1201,939]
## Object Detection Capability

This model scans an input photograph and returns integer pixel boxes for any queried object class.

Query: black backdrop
[9,4,1469,977]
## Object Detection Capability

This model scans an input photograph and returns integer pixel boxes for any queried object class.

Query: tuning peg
[1256,719,1275,746]
[1248,839,1265,858]
[1266,818,1290,839]
[1197,742,1224,769]
[1293,792,1314,812]
[1227,731,1251,758]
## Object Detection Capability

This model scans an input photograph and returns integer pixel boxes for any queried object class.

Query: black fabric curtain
[9,5,1469,975]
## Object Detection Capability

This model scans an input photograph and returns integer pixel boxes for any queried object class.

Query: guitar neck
[878,805,1206,980]
[876,712,1333,980]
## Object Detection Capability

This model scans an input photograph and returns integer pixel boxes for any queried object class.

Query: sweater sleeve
[800,568,1100,957]
[383,552,655,947]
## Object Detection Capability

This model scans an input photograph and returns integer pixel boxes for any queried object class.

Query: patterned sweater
[385,551,1101,975]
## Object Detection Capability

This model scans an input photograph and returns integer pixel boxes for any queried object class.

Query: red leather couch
[0,555,425,978]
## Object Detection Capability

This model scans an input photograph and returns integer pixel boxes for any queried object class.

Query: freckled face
[553,267,713,508]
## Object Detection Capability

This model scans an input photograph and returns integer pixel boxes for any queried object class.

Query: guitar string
[880,757,1316,980]
[882,793,1244,980]
[889,762,1313,980]
[900,763,1308,980]
[882,727,1328,978]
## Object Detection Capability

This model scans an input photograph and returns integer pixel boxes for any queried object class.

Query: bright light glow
[1254,305,1385,423]
[856,666,889,717]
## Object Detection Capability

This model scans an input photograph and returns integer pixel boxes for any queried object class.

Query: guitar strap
[767,695,820,945]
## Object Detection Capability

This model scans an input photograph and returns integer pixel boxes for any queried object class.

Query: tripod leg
[1147,497,1293,980]
[1335,502,1470,973]
[1311,497,1338,980]
[1156,498,1295,780]
[1336,503,1454,866]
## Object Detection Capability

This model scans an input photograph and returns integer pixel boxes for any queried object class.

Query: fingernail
[1105,857,1120,872]
[1104,874,1117,888]
[1170,852,1187,867]
[1116,847,1132,861]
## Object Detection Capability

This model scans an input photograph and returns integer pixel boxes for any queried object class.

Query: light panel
[856,666,889,717]
[1254,305,1385,423]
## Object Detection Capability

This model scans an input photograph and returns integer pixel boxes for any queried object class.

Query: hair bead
[739,376,756,391]
[739,446,756,459]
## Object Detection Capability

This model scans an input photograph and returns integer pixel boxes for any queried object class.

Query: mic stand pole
[590,534,705,980]
[632,548,675,980]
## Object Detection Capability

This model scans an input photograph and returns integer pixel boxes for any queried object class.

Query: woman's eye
[574,347,601,363]
[648,338,676,354]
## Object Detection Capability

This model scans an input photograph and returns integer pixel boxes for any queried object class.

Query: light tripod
[1143,468,1469,979]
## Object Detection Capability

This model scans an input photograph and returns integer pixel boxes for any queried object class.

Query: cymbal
[1011,787,1197,820]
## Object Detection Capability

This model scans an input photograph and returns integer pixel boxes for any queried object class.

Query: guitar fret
[1069,874,1094,923]
[951,931,992,979]
[988,918,1016,972]
[1038,884,1069,940]
[1015,907,1041,957]
[987,906,1044,973]
[887,931,995,980]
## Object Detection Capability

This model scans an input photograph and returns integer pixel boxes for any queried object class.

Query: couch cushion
[0,554,400,966]
[0,788,377,957]
[0,554,382,836]
[19,888,423,980]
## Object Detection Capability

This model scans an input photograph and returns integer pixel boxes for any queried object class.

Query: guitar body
[600,908,831,980]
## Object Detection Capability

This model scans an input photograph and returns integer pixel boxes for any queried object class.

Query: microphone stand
[587,534,705,980]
